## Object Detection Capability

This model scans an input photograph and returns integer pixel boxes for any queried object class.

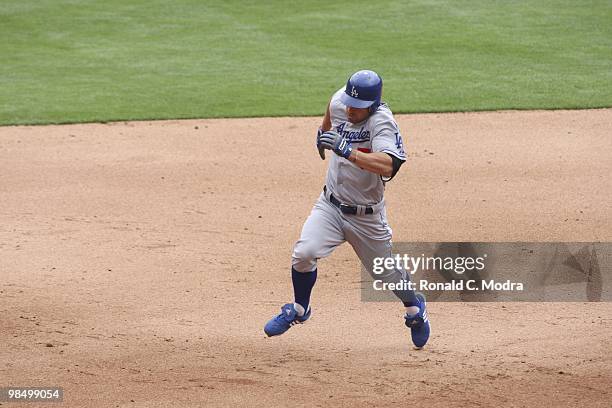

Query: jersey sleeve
[371,117,407,161]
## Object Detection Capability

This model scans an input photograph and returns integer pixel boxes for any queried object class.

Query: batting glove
[318,131,353,160]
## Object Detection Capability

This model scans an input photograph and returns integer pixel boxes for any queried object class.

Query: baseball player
[264,70,430,348]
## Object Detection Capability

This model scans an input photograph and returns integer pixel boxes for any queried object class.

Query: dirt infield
[1,109,611,407]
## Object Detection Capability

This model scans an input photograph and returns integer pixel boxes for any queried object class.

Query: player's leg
[343,225,419,306]
[264,194,345,337]
[343,212,430,348]
[290,195,345,313]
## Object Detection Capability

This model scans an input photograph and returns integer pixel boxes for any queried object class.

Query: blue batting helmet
[339,70,383,113]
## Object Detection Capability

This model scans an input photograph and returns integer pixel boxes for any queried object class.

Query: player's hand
[318,131,353,160]
[316,127,326,160]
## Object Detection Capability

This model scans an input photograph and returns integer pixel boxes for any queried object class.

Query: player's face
[346,106,370,124]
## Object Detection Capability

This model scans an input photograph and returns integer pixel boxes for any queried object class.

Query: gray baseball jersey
[325,87,406,206]
[291,87,415,305]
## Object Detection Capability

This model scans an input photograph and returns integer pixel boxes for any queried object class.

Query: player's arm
[347,151,395,178]
[321,100,332,131]
[318,131,395,177]
[318,128,405,179]
[369,122,406,181]
[316,100,334,160]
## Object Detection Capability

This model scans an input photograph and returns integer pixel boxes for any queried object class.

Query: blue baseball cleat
[404,293,431,349]
[264,303,311,337]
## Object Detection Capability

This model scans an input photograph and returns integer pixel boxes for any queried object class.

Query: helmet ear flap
[368,101,380,114]
[369,81,382,114]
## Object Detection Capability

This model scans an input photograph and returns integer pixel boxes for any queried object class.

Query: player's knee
[293,241,320,261]
[292,243,319,272]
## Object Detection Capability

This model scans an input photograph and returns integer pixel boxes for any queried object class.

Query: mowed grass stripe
[1,0,611,125]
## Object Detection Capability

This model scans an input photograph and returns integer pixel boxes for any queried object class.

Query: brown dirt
[1,109,611,407]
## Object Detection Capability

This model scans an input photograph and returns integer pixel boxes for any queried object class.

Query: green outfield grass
[1,0,611,125]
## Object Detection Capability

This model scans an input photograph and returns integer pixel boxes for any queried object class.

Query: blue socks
[292,267,317,312]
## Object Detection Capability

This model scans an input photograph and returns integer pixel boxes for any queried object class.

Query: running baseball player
[264,70,430,348]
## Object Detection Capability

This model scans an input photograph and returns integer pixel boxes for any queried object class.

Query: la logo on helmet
[351,86,359,97]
